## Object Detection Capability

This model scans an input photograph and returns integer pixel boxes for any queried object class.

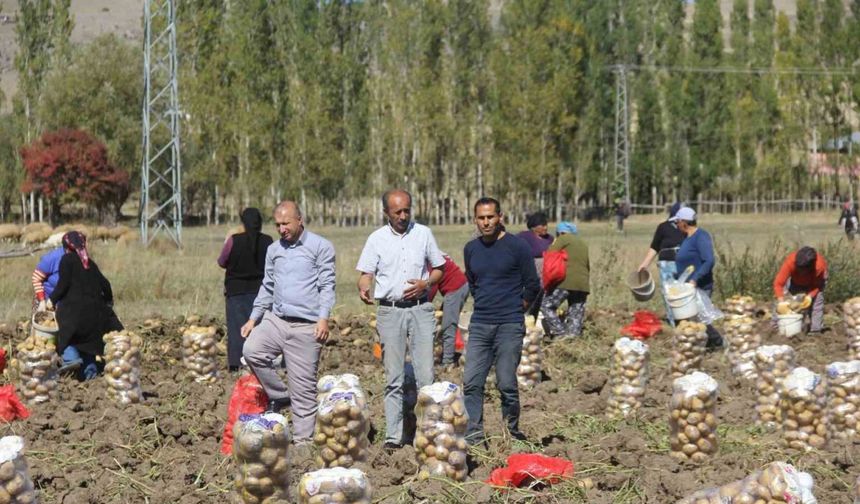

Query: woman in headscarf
[540,222,590,339]
[50,231,122,380]
[637,202,687,326]
[218,208,274,372]
[516,212,553,317]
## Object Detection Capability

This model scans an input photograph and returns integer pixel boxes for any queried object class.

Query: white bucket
[666,284,699,321]
[777,313,803,338]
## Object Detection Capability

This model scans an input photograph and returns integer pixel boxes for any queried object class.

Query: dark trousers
[226,292,257,369]
[463,321,524,443]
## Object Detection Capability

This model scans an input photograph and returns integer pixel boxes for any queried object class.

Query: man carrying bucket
[773,247,827,335]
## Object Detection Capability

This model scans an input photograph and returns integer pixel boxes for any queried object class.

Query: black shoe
[265,397,291,413]
[511,430,529,442]
[382,442,402,454]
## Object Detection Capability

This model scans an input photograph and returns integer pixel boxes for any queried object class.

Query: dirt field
[0,302,856,503]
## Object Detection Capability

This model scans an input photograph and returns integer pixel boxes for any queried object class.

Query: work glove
[798,295,812,311]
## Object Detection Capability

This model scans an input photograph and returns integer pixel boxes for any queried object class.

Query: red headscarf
[62,231,90,269]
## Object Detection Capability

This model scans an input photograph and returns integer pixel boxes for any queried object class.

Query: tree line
[1,0,858,225]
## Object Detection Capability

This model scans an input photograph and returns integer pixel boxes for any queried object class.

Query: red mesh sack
[487,453,574,488]
[542,249,568,292]
[0,385,30,422]
[0,347,6,374]
[220,374,268,455]
[620,310,663,340]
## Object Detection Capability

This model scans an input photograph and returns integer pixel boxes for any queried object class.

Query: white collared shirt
[356,221,445,301]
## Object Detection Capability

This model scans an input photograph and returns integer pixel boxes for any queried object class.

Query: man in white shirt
[356,189,445,451]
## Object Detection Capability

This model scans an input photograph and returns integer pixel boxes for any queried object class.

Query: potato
[298,468,372,504]
[606,337,649,419]
[722,315,761,381]
[315,376,370,468]
[843,298,860,359]
[826,360,860,441]
[754,345,795,430]
[414,382,469,481]
[233,414,289,503]
[671,321,707,378]
[516,320,544,388]
[103,331,144,406]
[670,372,718,463]
[677,462,816,504]
[780,367,828,451]
[16,334,60,404]
[181,326,220,383]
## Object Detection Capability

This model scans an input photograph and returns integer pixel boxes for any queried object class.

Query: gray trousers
[243,312,321,442]
[440,284,469,364]
[377,302,436,444]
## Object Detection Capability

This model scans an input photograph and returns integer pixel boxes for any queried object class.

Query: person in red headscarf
[49,231,123,380]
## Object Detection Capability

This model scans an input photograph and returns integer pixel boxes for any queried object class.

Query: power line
[617,64,856,76]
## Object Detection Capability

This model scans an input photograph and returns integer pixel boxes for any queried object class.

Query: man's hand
[240,319,257,339]
[315,319,330,342]
[403,279,428,300]
[358,274,374,305]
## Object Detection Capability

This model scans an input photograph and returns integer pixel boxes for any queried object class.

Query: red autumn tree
[20,128,130,224]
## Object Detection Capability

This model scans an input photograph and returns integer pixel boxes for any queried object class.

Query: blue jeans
[462,321,524,443]
[657,261,677,326]
[62,346,99,381]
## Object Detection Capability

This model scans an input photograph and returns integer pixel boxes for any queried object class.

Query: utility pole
[612,65,630,205]
[140,0,183,247]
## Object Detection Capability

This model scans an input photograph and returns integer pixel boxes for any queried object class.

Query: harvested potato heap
[844,298,860,359]
[314,374,370,468]
[298,467,372,504]
[0,436,38,504]
[723,294,757,317]
[103,331,144,406]
[827,361,860,440]
[606,337,649,419]
[16,333,59,404]
[780,367,828,451]
[755,345,796,429]
[722,315,761,380]
[232,413,290,504]
[181,325,219,383]
[669,371,719,463]
[517,318,544,388]
[671,321,708,378]
[414,382,469,481]
[677,461,817,504]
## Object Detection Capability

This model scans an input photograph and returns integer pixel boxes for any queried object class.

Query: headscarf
[62,231,90,269]
[240,208,263,263]
[556,221,578,235]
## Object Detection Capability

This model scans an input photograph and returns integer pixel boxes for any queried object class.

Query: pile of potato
[780,367,828,451]
[181,326,219,383]
[677,462,817,504]
[517,319,544,388]
[827,361,860,440]
[232,413,290,504]
[298,468,372,504]
[844,298,860,359]
[313,374,370,468]
[754,345,796,429]
[722,315,761,380]
[723,294,757,317]
[15,334,59,404]
[671,321,708,378]
[606,337,649,419]
[669,371,719,463]
[103,331,144,406]
[0,436,38,504]
[414,382,469,481]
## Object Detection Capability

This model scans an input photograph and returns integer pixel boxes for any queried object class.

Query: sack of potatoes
[313,375,370,468]
[15,334,59,404]
[780,367,828,451]
[722,315,761,380]
[723,294,757,317]
[606,337,649,419]
[298,467,372,504]
[181,326,219,383]
[843,298,860,360]
[414,382,469,482]
[671,321,707,378]
[826,360,860,441]
[754,345,796,430]
[669,371,719,464]
[232,413,290,504]
[677,461,818,504]
[103,331,144,406]
[517,317,544,388]
[0,436,38,504]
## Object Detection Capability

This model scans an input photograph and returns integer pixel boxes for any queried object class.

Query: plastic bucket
[777,313,803,338]
[666,284,699,321]
[626,270,655,302]
[31,313,58,344]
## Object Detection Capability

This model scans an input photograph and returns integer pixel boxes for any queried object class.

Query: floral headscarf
[62,231,90,269]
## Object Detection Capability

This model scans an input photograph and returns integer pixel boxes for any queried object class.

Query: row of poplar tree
[0,0,858,225]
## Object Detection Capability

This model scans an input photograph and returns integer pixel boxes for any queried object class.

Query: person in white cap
[671,207,723,349]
